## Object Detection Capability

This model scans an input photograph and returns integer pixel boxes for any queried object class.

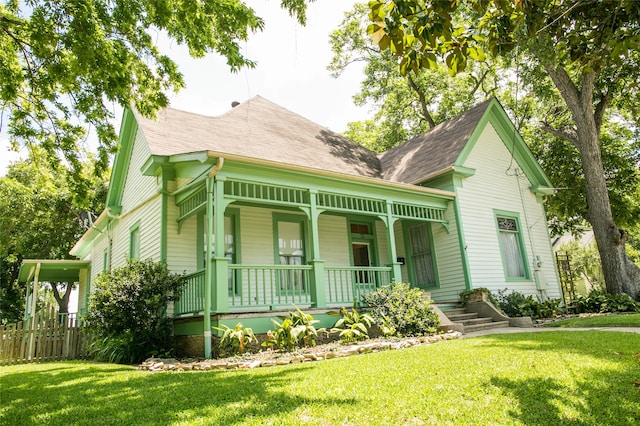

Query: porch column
[204,178,214,358]
[212,177,229,314]
[308,190,326,308]
[385,202,403,282]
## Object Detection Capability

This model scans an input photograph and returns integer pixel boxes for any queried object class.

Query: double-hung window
[495,212,529,280]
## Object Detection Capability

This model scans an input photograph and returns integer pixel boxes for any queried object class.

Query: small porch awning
[18,260,91,283]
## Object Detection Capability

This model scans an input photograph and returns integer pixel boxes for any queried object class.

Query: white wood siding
[166,198,198,274]
[109,197,161,269]
[120,130,157,212]
[457,124,561,299]
[318,215,350,265]
[430,206,467,302]
[89,236,108,283]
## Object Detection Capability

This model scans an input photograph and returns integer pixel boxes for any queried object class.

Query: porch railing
[175,270,205,315]
[228,264,312,309]
[174,265,392,315]
[325,266,392,305]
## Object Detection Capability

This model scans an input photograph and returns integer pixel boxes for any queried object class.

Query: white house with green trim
[68,96,561,357]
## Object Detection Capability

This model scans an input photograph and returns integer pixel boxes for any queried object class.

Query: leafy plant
[329,305,374,343]
[494,289,562,319]
[213,323,257,356]
[85,258,184,364]
[263,307,322,351]
[363,283,439,337]
[572,291,640,314]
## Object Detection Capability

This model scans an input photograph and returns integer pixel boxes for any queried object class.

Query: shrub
[572,291,640,314]
[363,283,439,337]
[85,258,184,364]
[494,289,562,319]
[213,323,257,357]
[263,307,322,351]
[329,305,374,343]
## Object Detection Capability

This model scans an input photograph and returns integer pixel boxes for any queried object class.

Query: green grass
[1,331,639,425]
[543,313,640,328]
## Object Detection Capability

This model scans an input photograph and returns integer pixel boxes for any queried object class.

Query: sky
[0,0,368,175]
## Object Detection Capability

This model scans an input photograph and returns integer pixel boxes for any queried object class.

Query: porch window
[274,214,306,293]
[129,222,140,259]
[495,213,529,280]
[405,222,437,288]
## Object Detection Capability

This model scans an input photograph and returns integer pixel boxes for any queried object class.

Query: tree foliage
[86,258,184,363]
[0,148,107,323]
[366,0,640,297]
[0,0,310,187]
[329,3,500,151]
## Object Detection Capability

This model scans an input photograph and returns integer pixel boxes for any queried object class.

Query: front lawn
[1,331,639,425]
[543,313,640,328]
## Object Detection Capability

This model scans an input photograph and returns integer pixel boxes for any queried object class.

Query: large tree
[366,0,640,298]
[0,148,107,323]
[0,0,309,188]
[329,3,501,152]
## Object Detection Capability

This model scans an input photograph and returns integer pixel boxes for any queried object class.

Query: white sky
[0,0,368,175]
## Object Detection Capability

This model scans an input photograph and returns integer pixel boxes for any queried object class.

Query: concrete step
[458,317,493,326]
[442,308,466,316]
[464,320,510,333]
[446,312,479,322]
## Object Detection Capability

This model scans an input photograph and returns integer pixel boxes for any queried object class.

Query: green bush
[363,283,439,337]
[494,289,562,320]
[85,258,184,364]
[572,291,640,314]
[263,307,322,351]
[329,305,374,343]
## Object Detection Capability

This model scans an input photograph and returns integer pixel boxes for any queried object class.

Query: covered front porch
[160,158,457,357]
[170,162,456,316]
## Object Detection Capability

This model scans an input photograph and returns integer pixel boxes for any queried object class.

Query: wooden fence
[0,305,92,365]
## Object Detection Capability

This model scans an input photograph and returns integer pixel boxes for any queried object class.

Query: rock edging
[139,331,462,372]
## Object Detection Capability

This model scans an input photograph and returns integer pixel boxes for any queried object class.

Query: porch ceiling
[18,260,91,283]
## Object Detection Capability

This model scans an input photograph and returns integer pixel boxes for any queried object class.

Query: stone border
[139,331,462,372]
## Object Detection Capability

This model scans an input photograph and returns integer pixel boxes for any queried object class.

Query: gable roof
[379,98,552,189]
[134,96,382,179]
[379,99,492,184]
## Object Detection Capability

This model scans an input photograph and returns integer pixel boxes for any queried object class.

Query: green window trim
[347,217,380,268]
[129,221,141,260]
[272,212,309,295]
[402,221,439,289]
[493,210,531,281]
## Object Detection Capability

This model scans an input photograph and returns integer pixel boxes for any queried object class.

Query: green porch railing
[325,266,392,305]
[175,270,205,315]
[228,264,313,309]
[174,265,391,315]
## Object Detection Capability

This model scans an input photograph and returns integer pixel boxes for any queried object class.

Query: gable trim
[455,99,552,189]
[105,108,138,209]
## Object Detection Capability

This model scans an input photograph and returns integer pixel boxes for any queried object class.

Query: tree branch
[544,63,582,117]
[594,93,611,133]
[540,123,580,148]
[407,74,436,128]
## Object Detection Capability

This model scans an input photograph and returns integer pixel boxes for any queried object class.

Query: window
[274,214,306,293]
[202,210,240,294]
[405,222,437,288]
[129,222,140,259]
[495,213,529,280]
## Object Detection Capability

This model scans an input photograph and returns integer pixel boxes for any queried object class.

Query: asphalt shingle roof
[379,99,491,184]
[134,96,382,179]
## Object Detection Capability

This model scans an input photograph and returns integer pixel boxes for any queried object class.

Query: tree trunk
[545,66,640,299]
[50,282,72,314]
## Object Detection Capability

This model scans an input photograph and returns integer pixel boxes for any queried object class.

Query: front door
[407,222,437,289]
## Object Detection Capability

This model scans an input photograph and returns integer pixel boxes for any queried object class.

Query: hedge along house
[70,96,561,357]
